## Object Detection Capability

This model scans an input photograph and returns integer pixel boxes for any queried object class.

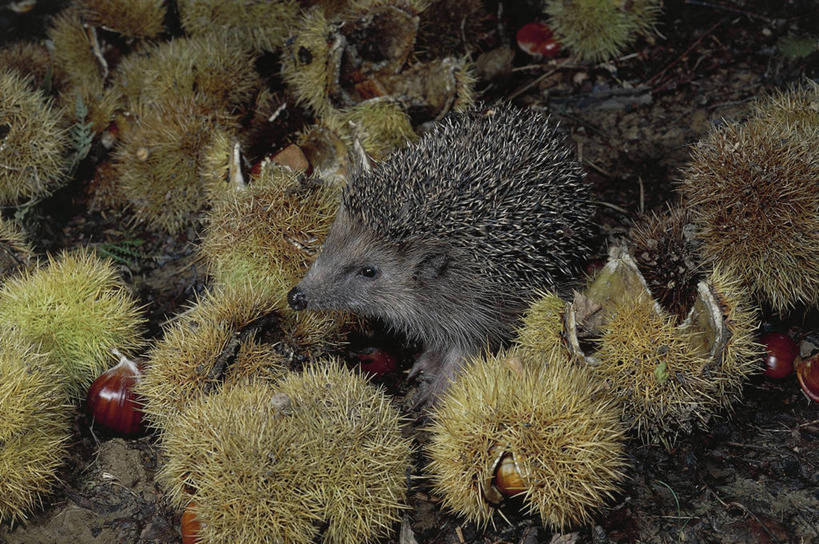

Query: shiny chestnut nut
[760,332,798,379]
[494,452,527,497]
[795,353,819,402]
[482,447,528,504]
[86,349,146,436]
[516,22,562,59]
[181,501,203,544]
[353,346,398,376]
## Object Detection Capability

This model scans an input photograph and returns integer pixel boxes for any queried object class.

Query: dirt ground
[1,0,818,543]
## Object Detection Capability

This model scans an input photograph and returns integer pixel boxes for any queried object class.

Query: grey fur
[289,105,595,403]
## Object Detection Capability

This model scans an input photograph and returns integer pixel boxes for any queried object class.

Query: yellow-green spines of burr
[0,41,58,92]
[47,7,118,132]
[325,100,418,160]
[159,380,322,544]
[683,267,762,413]
[678,116,819,313]
[160,362,411,544]
[0,329,72,523]
[593,293,713,446]
[273,362,411,544]
[201,165,339,308]
[628,205,702,319]
[177,0,299,53]
[137,284,288,433]
[113,35,261,113]
[426,347,627,529]
[0,216,35,278]
[77,0,166,38]
[544,0,661,62]
[452,58,477,112]
[113,98,239,233]
[0,249,145,400]
[281,8,336,116]
[48,7,103,96]
[515,290,566,358]
[0,69,68,204]
[750,81,819,131]
[200,166,357,357]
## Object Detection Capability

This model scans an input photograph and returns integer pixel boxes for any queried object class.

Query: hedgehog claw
[407,350,442,380]
[409,347,466,410]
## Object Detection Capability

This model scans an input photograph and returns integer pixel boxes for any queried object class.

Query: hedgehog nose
[288,286,307,311]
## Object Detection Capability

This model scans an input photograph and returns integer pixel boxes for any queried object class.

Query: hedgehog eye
[360,266,378,278]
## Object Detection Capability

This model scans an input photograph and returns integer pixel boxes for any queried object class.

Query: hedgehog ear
[416,252,449,280]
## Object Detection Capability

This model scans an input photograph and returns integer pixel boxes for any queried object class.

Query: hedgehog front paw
[407,349,443,381]
[409,347,466,410]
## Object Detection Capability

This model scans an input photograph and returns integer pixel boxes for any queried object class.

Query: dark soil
[1,1,817,543]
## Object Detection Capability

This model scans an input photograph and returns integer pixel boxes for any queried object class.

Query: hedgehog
[288,105,595,404]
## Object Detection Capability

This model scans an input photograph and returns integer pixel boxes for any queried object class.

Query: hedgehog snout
[287,286,308,311]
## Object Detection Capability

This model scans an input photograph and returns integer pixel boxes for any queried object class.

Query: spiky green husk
[452,58,477,112]
[593,293,714,446]
[544,0,661,62]
[0,69,67,204]
[344,0,429,13]
[159,380,322,543]
[0,249,145,400]
[324,100,417,160]
[0,330,72,523]
[629,205,702,319]
[515,290,567,358]
[0,216,35,278]
[137,284,288,433]
[160,362,411,544]
[177,0,299,52]
[679,118,819,312]
[281,8,335,116]
[113,98,239,233]
[273,362,411,544]
[113,34,261,113]
[683,267,763,413]
[47,7,120,132]
[78,0,166,38]
[427,347,626,529]
[0,41,58,92]
[200,166,358,355]
[199,128,238,198]
[48,7,103,97]
[750,81,819,132]
[201,165,339,309]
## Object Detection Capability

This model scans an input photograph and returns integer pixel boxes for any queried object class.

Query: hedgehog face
[288,209,424,319]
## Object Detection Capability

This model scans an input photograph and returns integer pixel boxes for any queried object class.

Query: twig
[684,0,773,23]
[638,176,645,215]
[507,67,559,102]
[86,25,109,81]
[593,200,630,215]
[706,486,783,544]
[644,19,724,89]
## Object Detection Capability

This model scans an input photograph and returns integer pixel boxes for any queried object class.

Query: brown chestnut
[181,501,203,544]
[494,453,527,497]
[795,353,819,402]
[86,349,146,436]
